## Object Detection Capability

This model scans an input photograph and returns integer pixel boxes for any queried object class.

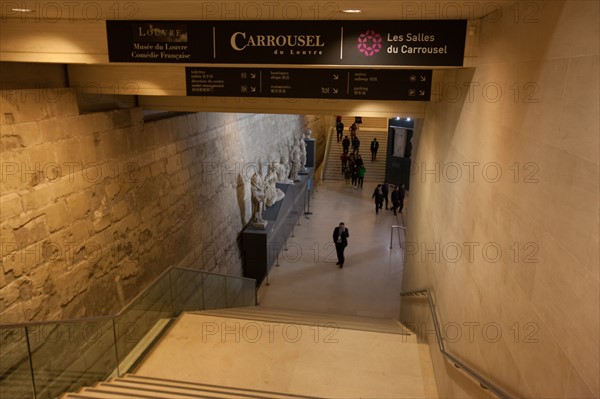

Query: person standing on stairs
[342,135,350,154]
[336,120,344,142]
[352,135,360,155]
[340,152,348,174]
[370,137,379,161]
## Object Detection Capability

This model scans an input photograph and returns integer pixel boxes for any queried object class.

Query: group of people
[336,117,385,191]
[372,181,406,215]
[340,152,365,188]
[336,117,365,188]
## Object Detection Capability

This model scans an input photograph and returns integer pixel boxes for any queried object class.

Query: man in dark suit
[332,222,349,268]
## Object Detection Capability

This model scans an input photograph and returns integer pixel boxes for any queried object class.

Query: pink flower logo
[357,30,382,56]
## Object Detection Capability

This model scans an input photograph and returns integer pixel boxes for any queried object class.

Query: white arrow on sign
[251,87,256,92]
[333,88,338,94]
[250,73,256,78]
[333,74,339,80]
[420,76,427,82]
[419,90,425,96]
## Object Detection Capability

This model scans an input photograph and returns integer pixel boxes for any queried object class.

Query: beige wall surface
[0,87,328,322]
[400,1,599,398]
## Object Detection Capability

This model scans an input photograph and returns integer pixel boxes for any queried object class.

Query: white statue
[250,170,267,228]
[289,140,302,182]
[299,137,307,172]
[265,164,286,206]
[273,160,294,184]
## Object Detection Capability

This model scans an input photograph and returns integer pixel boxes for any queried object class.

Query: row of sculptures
[251,136,308,228]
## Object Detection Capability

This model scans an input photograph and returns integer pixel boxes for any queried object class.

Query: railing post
[224,277,228,308]
[24,326,37,399]
[201,273,206,310]
[111,318,121,377]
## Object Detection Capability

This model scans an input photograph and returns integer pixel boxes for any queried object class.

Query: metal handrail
[0,266,255,328]
[0,266,256,399]
[399,289,512,399]
[318,116,336,183]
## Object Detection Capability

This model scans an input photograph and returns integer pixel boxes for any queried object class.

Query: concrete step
[195,306,414,337]
[63,374,323,399]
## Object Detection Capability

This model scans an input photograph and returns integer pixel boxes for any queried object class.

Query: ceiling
[1,0,511,21]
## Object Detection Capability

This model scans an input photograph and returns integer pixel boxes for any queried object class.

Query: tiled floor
[258,180,406,319]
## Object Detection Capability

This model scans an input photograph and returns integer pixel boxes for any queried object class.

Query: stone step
[195,306,414,337]
[63,374,325,399]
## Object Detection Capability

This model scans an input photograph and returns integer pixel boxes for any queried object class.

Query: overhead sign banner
[186,67,432,101]
[107,20,466,67]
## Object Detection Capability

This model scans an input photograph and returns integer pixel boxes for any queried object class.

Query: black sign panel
[186,67,432,101]
[106,21,212,63]
[341,20,466,66]
[107,20,466,67]
[214,21,341,65]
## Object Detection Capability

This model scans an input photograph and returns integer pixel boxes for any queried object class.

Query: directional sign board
[186,68,432,101]
[107,20,466,67]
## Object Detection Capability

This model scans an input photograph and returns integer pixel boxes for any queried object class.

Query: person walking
[336,120,344,142]
[355,154,364,168]
[370,138,379,161]
[349,123,358,139]
[352,136,360,155]
[343,165,352,185]
[351,165,359,188]
[397,184,406,214]
[381,180,389,209]
[342,135,350,154]
[391,185,400,215]
[340,152,348,174]
[357,164,366,188]
[333,222,349,268]
[391,184,406,215]
[372,184,384,214]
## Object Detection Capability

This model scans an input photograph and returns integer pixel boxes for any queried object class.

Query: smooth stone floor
[258,180,406,318]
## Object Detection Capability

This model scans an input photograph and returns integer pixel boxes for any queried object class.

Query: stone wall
[400,1,599,398]
[0,88,328,322]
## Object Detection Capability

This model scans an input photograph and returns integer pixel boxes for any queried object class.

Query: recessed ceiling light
[406,117,411,121]
[396,116,400,120]
[342,9,362,13]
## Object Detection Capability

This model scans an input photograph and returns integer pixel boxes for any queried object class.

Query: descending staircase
[324,116,390,183]
[196,306,412,336]
[62,374,322,399]
[61,307,439,399]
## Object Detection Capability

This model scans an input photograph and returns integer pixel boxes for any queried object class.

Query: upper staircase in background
[324,116,390,183]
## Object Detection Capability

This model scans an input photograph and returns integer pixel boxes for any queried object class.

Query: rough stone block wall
[1,88,327,323]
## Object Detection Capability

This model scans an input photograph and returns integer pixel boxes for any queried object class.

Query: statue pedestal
[251,220,268,230]
[242,168,314,288]
[304,138,315,168]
